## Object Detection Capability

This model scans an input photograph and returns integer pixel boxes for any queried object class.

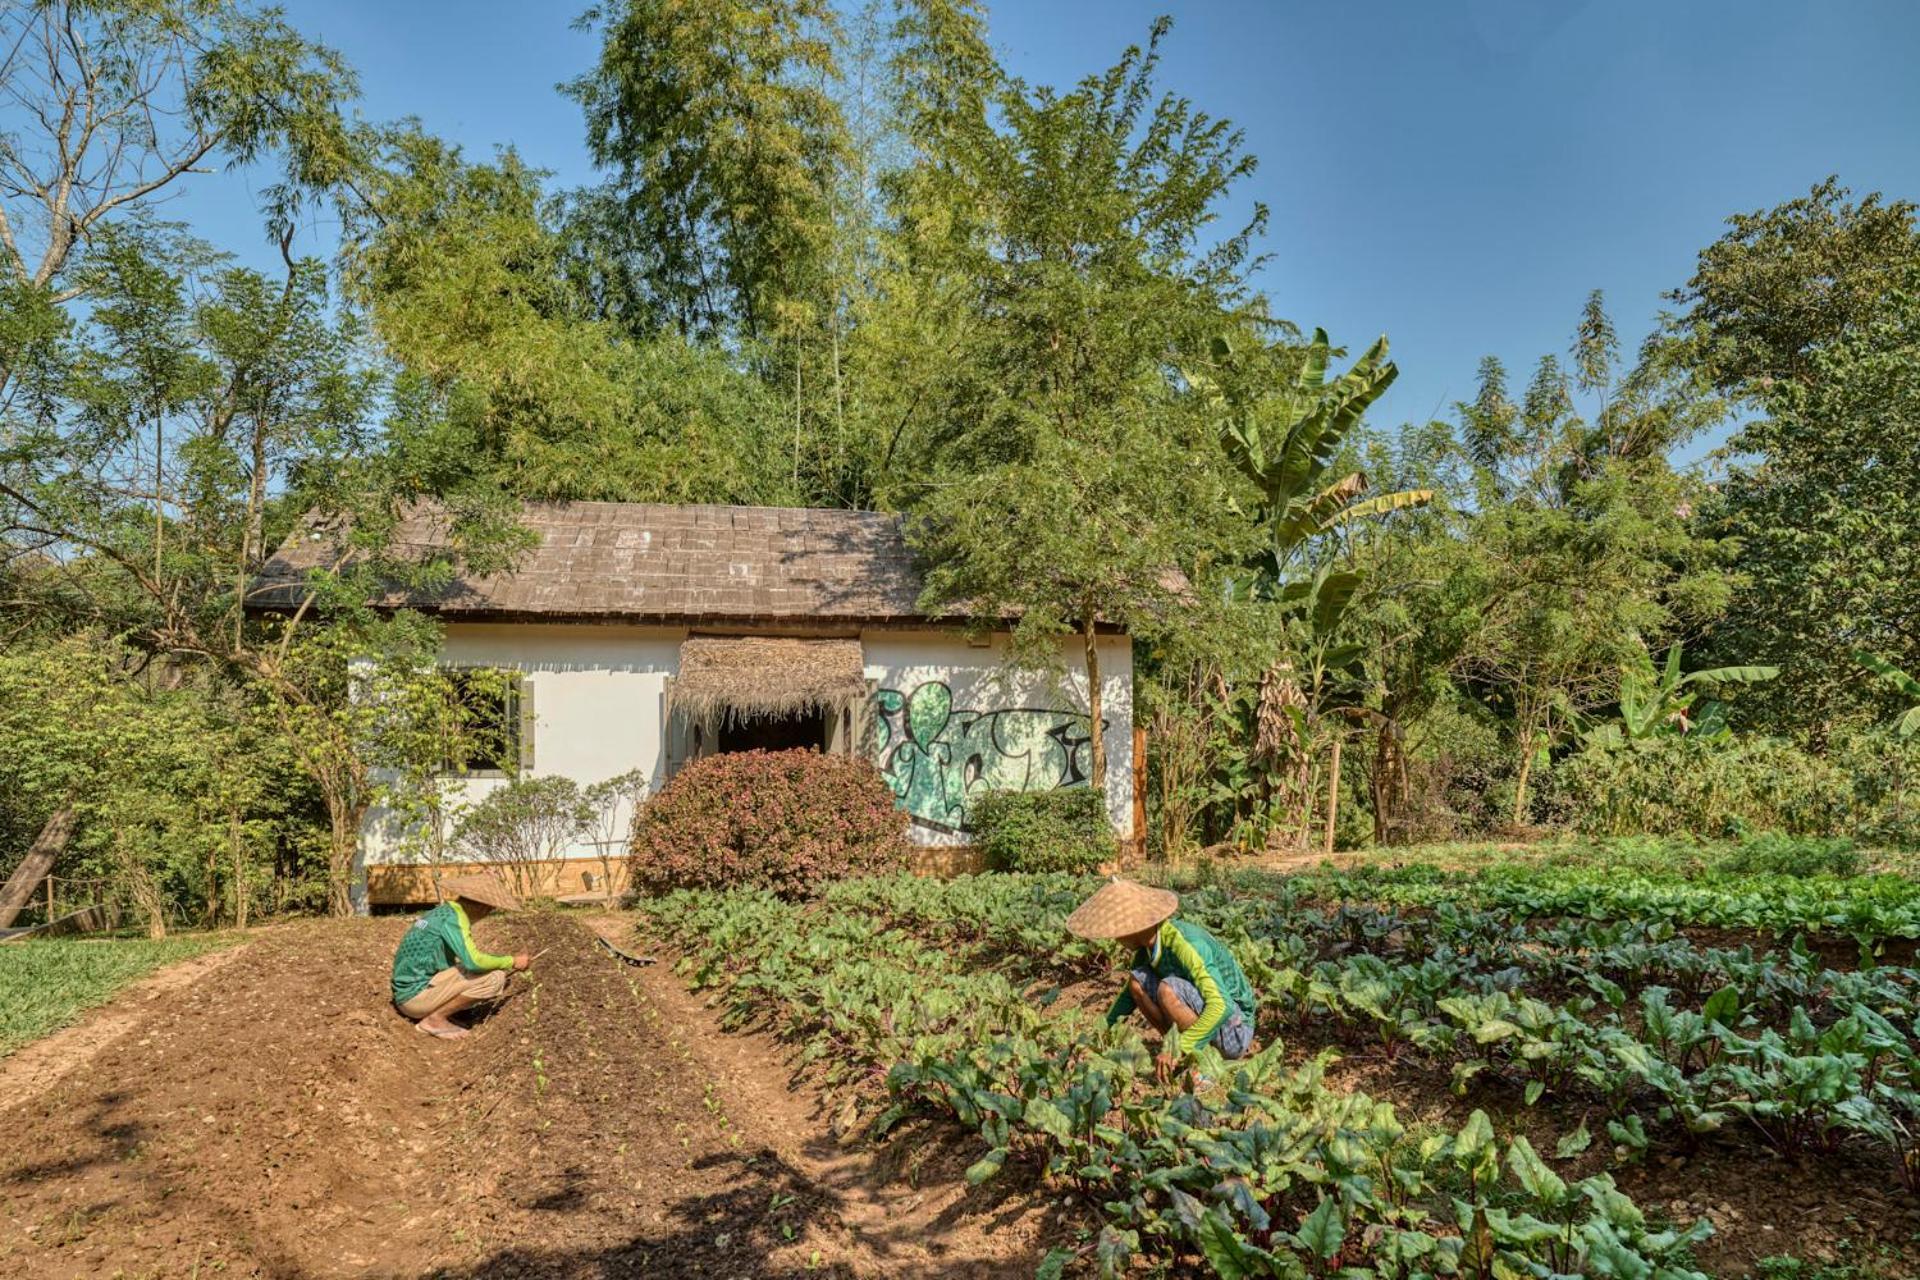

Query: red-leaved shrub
[630,749,910,898]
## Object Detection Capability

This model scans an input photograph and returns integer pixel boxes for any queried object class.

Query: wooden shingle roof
[254,501,934,625]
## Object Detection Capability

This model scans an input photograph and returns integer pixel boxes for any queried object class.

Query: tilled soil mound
[0,915,1046,1279]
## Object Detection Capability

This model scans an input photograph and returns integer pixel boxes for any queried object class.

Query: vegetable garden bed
[643,864,1920,1277]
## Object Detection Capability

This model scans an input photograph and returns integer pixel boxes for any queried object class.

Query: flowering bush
[630,749,909,898]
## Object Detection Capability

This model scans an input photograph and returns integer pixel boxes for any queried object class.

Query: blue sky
[175,1,1920,462]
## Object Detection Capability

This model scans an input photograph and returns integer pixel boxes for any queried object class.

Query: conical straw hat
[1065,877,1178,940]
[441,875,521,913]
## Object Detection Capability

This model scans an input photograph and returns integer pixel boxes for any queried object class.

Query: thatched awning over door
[670,637,867,724]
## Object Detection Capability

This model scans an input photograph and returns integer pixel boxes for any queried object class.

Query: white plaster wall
[363,623,684,876]
[862,630,1135,846]
[360,623,1135,897]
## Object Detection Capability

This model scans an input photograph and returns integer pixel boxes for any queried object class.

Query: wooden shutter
[516,673,536,774]
[854,678,879,755]
[662,679,684,778]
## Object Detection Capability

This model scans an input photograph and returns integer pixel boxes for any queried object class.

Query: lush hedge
[1560,736,1852,840]
[630,749,909,898]
[969,787,1115,873]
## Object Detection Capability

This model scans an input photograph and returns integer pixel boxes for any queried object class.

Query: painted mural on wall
[873,681,1101,833]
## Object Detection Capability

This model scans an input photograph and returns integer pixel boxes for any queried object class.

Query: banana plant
[1856,652,1920,738]
[1188,328,1433,580]
[1582,640,1777,751]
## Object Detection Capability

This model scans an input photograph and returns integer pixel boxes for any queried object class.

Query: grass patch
[0,933,237,1056]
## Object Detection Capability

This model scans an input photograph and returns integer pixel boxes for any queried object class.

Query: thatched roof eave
[669,636,867,725]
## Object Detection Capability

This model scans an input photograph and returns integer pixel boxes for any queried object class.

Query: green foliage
[1194,326,1428,580]
[901,19,1261,788]
[1668,176,1918,393]
[1581,639,1778,751]
[1719,832,1862,878]
[969,789,1114,874]
[630,750,909,898]
[0,635,319,932]
[1685,184,1920,733]
[0,0,358,298]
[346,136,801,507]
[1561,735,1851,840]
[565,0,847,341]
[1830,728,1920,851]
[644,873,1731,1277]
[0,935,236,1056]
[1856,653,1920,739]
[453,775,594,902]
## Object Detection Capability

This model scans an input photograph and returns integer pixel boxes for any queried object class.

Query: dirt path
[582,915,1071,1277]
[0,944,251,1114]
[0,915,1061,1279]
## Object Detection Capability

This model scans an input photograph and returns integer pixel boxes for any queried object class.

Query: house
[257,502,1138,908]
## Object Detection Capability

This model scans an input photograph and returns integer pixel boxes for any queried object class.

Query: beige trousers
[397,966,509,1019]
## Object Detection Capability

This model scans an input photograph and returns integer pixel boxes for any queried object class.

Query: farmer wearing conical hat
[390,875,531,1040]
[1068,877,1257,1081]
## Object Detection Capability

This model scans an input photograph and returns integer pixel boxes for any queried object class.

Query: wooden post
[0,806,74,928]
[46,874,55,922]
[1323,736,1342,856]
[1131,725,1148,858]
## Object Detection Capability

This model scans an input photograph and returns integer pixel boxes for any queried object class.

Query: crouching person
[391,876,530,1039]
[1067,877,1258,1082]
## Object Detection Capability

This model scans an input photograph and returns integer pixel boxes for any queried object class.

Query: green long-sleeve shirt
[1105,918,1257,1056]
[390,901,514,1004]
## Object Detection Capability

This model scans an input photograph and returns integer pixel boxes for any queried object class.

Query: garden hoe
[595,935,657,967]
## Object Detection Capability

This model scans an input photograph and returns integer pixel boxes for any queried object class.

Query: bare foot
[415,1019,469,1040]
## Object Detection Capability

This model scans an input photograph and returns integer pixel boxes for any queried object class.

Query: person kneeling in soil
[390,876,530,1039]
[1068,877,1257,1083]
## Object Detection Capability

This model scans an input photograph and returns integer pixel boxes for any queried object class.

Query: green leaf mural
[872,681,1104,833]
[907,681,952,750]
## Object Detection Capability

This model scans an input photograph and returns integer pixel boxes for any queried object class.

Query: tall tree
[564,0,848,342]
[1452,297,1733,823]
[0,0,356,308]
[1707,266,1920,735]
[0,0,359,900]
[1669,180,1920,737]
[1669,177,1919,394]
[903,19,1261,796]
[343,134,799,508]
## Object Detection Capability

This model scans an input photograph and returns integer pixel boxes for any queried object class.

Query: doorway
[717,709,829,754]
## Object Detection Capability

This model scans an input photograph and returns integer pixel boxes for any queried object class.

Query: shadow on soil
[2,1090,149,1185]
[437,1145,1041,1280]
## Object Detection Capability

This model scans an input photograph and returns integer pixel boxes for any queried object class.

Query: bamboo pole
[1323,736,1342,856]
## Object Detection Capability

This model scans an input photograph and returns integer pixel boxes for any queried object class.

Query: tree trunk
[326,792,365,917]
[1511,731,1535,827]
[121,840,167,939]
[0,806,74,927]
[154,416,165,582]
[237,415,269,645]
[229,808,249,930]
[1085,620,1105,792]
[1371,729,1395,846]
[1324,735,1343,855]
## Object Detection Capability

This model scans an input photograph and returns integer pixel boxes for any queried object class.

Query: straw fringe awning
[671,637,868,725]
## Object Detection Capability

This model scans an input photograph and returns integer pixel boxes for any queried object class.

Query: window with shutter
[439,667,522,777]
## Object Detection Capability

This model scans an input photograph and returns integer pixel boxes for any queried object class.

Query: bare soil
[0,914,1063,1279]
[9,911,1913,1279]
[0,943,251,1112]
